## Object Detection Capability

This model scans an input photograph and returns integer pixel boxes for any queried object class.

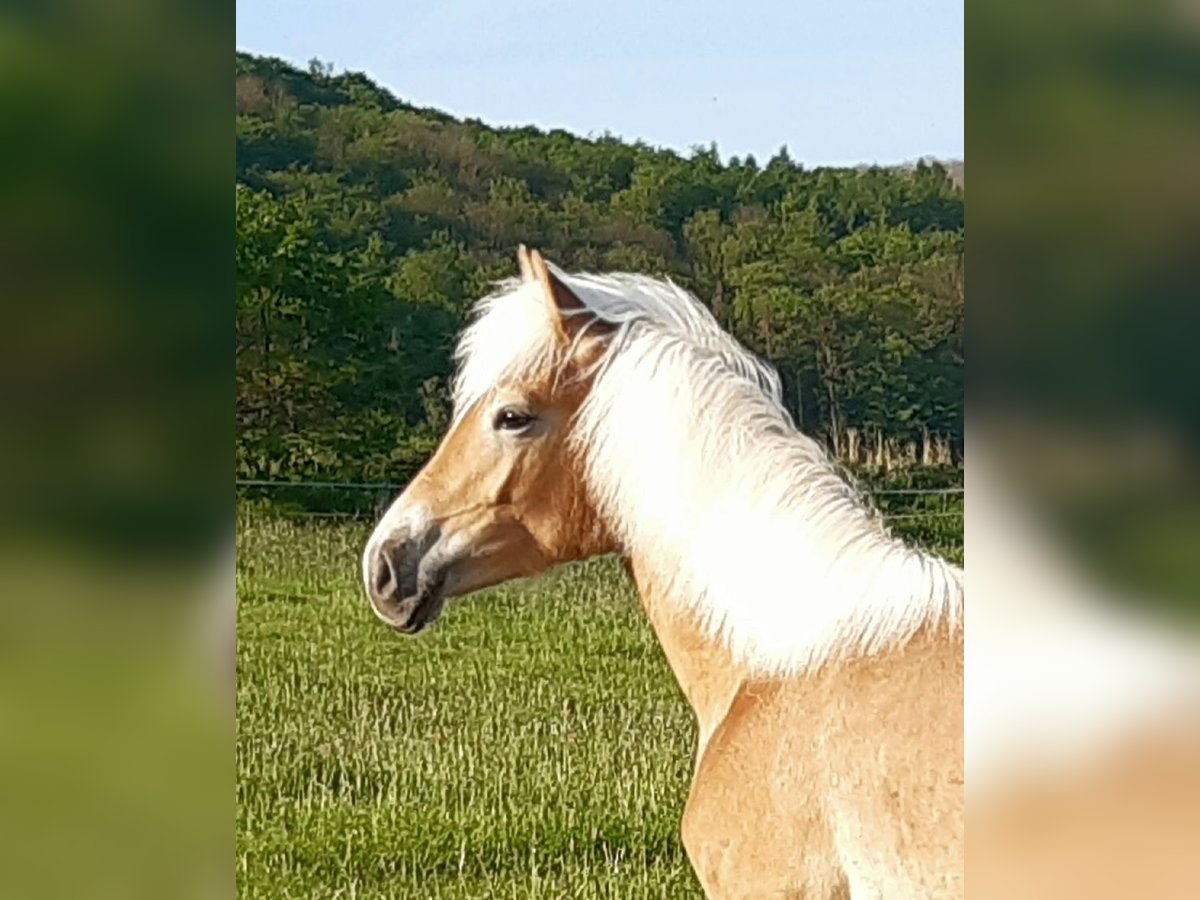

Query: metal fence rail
[235,479,404,490]
[236,479,963,522]
[235,479,962,495]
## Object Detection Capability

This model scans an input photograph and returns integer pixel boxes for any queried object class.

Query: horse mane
[452,268,963,674]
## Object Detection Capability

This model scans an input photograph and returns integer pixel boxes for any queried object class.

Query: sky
[236,0,962,167]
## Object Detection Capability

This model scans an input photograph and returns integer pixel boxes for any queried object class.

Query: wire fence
[235,479,963,496]
[235,479,963,523]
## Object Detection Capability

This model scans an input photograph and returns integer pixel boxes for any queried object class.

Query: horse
[362,247,964,898]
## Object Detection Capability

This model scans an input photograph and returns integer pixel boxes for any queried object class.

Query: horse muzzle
[364,530,448,634]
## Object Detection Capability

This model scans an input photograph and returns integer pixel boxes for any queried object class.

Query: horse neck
[625,553,748,755]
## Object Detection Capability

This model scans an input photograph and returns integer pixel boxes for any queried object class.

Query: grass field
[236,503,962,898]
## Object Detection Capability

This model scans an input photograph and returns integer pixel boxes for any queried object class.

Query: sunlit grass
[236,508,961,898]
[236,514,697,898]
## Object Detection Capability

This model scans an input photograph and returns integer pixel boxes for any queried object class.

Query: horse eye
[493,408,536,433]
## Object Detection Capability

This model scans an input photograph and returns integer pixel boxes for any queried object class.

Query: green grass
[236,507,962,898]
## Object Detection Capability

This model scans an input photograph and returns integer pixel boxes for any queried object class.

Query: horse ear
[516,244,534,282]
[528,248,587,345]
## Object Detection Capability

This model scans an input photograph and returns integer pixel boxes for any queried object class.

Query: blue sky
[236,0,962,167]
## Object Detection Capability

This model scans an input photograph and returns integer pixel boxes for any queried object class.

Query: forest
[235,53,964,488]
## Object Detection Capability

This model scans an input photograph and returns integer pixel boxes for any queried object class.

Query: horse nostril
[367,533,425,613]
[372,545,399,598]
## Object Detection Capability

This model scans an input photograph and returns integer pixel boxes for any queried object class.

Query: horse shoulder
[813,626,965,898]
[684,678,849,898]
[683,628,963,898]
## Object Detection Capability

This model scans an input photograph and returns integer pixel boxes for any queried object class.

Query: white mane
[453,267,963,674]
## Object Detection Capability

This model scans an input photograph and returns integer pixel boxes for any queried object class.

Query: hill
[235,53,963,485]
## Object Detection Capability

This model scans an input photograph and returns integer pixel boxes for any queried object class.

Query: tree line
[236,53,964,486]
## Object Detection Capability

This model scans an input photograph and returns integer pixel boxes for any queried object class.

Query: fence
[235,479,963,524]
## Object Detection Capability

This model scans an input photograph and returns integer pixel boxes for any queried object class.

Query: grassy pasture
[236,502,961,898]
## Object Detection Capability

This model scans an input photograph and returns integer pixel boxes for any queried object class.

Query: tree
[235,51,964,482]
